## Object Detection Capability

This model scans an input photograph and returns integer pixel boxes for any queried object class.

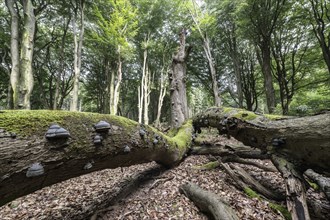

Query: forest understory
[0,131,329,220]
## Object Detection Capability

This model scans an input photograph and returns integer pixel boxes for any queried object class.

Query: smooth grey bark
[6,0,35,109]
[70,0,85,111]
[155,65,168,127]
[110,46,123,116]
[5,0,19,109]
[169,29,190,128]
[202,34,221,107]
[189,3,221,107]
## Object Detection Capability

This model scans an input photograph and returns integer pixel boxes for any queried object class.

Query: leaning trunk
[203,35,221,107]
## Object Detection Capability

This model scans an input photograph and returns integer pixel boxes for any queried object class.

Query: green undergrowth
[244,187,291,220]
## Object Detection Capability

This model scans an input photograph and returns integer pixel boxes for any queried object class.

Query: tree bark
[5,0,20,109]
[110,46,123,116]
[155,65,167,127]
[0,110,193,207]
[193,107,330,174]
[6,0,35,109]
[170,29,190,128]
[70,0,85,111]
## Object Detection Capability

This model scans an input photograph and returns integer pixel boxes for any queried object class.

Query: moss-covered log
[0,110,192,206]
[193,107,330,174]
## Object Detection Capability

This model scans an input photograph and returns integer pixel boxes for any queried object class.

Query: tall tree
[239,0,286,113]
[189,0,221,107]
[5,0,36,109]
[306,0,330,76]
[92,0,137,115]
[70,0,85,111]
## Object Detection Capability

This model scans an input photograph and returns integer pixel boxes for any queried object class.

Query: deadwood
[304,169,330,200]
[193,107,330,220]
[0,110,192,206]
[179,182,239,220]
[193,107,330,174]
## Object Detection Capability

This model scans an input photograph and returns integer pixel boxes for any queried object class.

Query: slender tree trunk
[54,17,71,110]
[203,34,221,107]
[138,40,148,124]
[6,0,21,109]
[70,0,85,111]
[257,43,276,113]
[231,36,243,108]
[111,46,122,115]
[155,66,167,127]
[170,29,190,128]
[143,67,151,125]
[18,0,36,109]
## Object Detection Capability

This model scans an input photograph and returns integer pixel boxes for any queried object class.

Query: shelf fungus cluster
[93,121,111,146]
[45,124,70,141]
[271,137,286,147]
[26,163,44,178]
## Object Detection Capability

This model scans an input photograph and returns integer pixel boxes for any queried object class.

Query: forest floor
[0,132,329,220]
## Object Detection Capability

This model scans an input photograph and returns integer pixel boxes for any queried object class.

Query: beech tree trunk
[203,34,221,107]
[0,110,193,207]
[110,46,123,115]
[155,66,167,127]
[1,107,329,218]
[70,0,85,111]
[6,0,35,110]
[193,107,330,174]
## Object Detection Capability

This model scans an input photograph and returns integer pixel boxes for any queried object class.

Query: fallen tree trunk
[304,169,330,200]
[179,182,239,220]
[193,107,330,174]
[0,110,192,206]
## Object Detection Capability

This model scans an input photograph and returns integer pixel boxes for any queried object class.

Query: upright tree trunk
[54,17,71,110]
[5,0,20,109]
[230,35,243,108]
[143,67,151,125]
[138,47,149,123]
[70,0,85,111]
[155,66,167,127]
[257,42,276,113]
[6,0,35,109]
[111,46,123,115]
[203,34,221,107]
[170,29,190,128]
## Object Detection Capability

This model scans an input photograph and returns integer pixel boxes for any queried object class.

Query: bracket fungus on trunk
[26,163,44,178]
[94,121,111,133]
[45,124,70,140]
